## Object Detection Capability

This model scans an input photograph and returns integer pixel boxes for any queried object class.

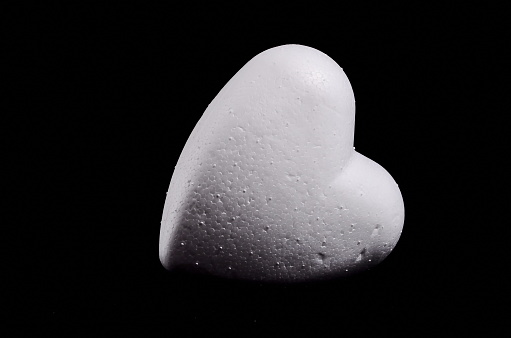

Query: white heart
[159,44,404,282]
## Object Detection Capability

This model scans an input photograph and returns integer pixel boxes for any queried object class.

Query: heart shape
[159,44,404,282]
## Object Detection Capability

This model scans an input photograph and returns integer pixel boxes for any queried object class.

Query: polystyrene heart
[159,44,404,282]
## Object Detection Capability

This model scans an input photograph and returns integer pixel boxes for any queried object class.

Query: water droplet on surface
[371,224,381,237]
[180,242,185,246]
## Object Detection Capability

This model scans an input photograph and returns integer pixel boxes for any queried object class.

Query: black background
[5,2,505,335]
